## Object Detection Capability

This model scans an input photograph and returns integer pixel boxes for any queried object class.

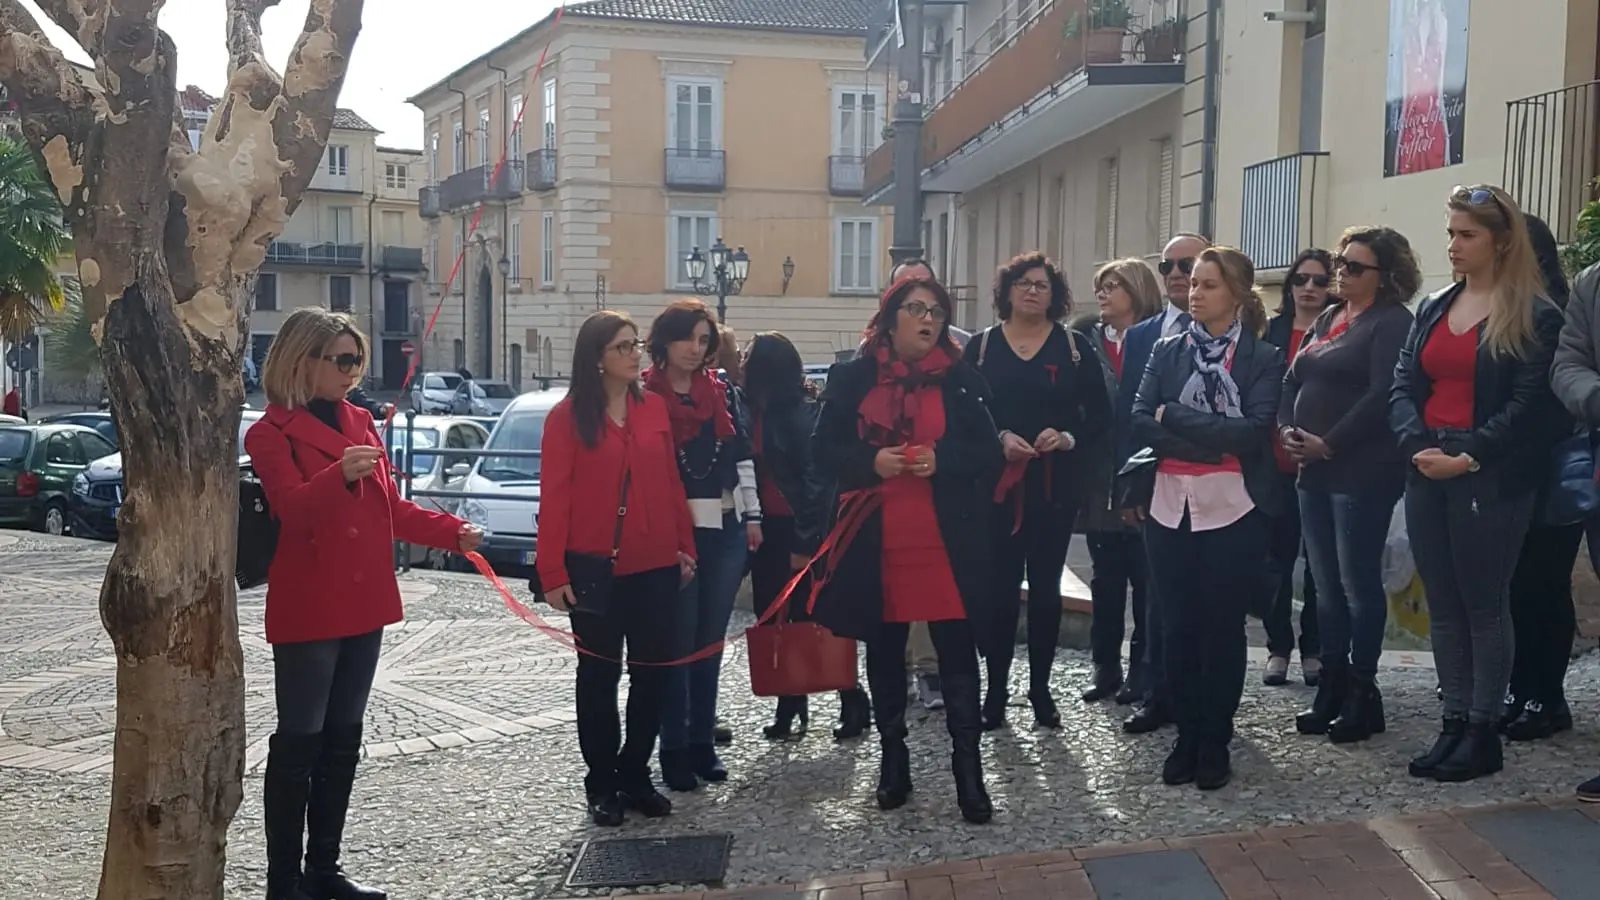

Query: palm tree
[0,135,70,342]
[44,280,99,378]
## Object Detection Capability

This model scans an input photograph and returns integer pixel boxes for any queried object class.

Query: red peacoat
[246,400,466,645]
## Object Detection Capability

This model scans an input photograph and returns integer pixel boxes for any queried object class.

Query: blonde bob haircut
[262,307,369,409]
[1093,258,1164,323]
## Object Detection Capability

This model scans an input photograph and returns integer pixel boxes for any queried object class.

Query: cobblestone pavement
[1,533,1597,900]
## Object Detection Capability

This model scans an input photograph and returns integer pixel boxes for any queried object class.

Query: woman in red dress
[810,277,1005,824]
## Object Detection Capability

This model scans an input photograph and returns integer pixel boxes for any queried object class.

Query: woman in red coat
[246,308,481,900]
[536,310,698,826]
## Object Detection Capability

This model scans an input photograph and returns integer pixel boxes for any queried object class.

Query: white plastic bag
[1381,502,1414,596]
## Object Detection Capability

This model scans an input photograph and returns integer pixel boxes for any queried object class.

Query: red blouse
[1420,322,1478,430]
[873,386,964,624]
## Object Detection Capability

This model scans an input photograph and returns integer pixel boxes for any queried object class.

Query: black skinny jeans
[1262,477,1320,659]
[752,515,810,624]
[1508,519,1583,708]
[865,619,980,710]
[1144,510,1267,745]
[990,499,1075,693]
[273,628,385,736]
[571,565,680,797]
[1086,530,1149,672]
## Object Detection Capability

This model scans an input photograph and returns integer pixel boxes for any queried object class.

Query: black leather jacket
[1389,283,1568,494]
[1130,329,1287,517]
[754,394,827,555]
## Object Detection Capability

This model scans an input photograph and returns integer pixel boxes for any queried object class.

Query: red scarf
[856,342,954,447]
[643,367,735,447]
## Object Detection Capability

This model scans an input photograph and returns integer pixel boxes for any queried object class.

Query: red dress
[876,386,965,623]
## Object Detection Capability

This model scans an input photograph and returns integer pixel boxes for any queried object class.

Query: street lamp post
[684,236,750,323]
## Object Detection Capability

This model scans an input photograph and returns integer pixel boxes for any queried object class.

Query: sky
[22,0,566,149]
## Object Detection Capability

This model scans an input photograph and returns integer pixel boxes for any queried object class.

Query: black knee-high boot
[300,725,386,900]
[941,672,993,824]
[982,652,1011,731]
[263,733,321,900]
[1026,606,1062,728]
[866,661,911,810]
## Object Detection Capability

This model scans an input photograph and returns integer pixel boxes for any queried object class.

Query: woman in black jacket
[1389,184,1567,783]
[1131,246,1283,791]
[745,332,872,741]
[811,277,1005,824]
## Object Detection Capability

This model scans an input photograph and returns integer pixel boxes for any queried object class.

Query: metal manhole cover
[565,833,733,889]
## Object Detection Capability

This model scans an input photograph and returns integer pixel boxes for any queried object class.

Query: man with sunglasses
[1112,231,1210,736]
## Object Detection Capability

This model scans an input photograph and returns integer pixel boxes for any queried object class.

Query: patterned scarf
[642,367,735,447]
[856,342,954,447]
[1177,317,1243,418]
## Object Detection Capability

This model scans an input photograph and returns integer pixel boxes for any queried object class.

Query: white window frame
[508,217,523,285]
[667,210,718,289]
[384,163,408,190]
[451,117,464,173]
[833,217,879,294]
[831,87,882,158]
[477,107,491,167]
[328,206,354,244]
[665,76,722,151]
[328,274,354,312]
[540,211,555,287]
[325,144,349,176]
[429,130,440,181]
[542,78,557,150]
[451,230,464,286]
[428,235,441,285]
[509,93,524,159]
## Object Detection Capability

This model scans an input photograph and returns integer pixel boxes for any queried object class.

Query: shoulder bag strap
[1063,325,1081,364]
[978,326,993,367]
[609,468,631,559]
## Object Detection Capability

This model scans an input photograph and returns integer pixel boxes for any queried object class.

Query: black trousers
[1086,530,1149,671]
[571,565,680,796]
[1145,510,1267,744]
[1508,519,1583,707]
[1261,479,1320,659]
[990,499,1075,692]
[866,619,980,700]
[273,628,385,735]
[752,515,810,623]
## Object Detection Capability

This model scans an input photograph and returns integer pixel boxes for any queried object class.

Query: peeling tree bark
[0,2,362,898]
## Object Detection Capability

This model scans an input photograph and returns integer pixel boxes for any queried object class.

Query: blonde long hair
[261,308,369,409]
[1447,184,1542,358]
[1093,258,1163,322]
[1196,246,1268,337]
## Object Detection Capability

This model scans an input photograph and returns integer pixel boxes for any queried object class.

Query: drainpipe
[487,56,510,380]
[1198,0,1221,239]
[447,81,469,372]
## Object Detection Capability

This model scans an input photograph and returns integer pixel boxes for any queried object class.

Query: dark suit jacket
[1114,313,1169,466]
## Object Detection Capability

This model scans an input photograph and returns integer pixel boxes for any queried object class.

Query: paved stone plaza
[1,532,1598,899]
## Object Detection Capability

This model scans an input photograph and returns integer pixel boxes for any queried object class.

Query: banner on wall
[1383,0,1470,178]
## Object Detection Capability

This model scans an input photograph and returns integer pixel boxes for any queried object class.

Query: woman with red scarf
[645,299,762,793]
[810,277,1005,824]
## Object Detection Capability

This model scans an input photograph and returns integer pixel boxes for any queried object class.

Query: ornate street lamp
[684,236,753,323]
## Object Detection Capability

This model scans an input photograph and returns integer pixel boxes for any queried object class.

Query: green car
[0,424,118,535]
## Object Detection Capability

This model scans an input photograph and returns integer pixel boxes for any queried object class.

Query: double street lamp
[684,237,750,323]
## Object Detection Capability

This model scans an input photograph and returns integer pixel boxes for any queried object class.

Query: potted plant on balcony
[1137,16,1182,63]
[1063,0,1134,65]
[1562,191,1600,276]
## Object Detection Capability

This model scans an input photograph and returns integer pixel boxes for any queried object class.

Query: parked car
[449,379,516,417]
[0,414,22,426]
[38,411,117,448]
[0,424,119,535]
[410,371,464,414]
[70,409,263,541]
[380,414,490,566]
[452,386,567,574]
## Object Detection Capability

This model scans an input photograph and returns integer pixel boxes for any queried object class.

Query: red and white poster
[1384,0,1470,178]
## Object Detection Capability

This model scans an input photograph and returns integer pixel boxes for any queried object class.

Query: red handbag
[745,621,859,697]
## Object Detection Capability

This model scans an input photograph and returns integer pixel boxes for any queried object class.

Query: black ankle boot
[264,733,321,900]
[300,726,386,900]
[657,747,699,792]
[834,687,871,741]
[1498,691,1523,731]
[619,781,674,817]
[764,695,809,740]
[1161,733,1198,786]
[586,791,624,827]
[1328,671,1385,744]
[1295,660,1347,735]
[1081,664,1123,703]
[982,658,1010,731]
[1432,721,1503,783]
[1408,716,1467,778]
[1028,686,1061,729]
[688,742,727,782]
[1114,665,1144,705]
[1503,699,1572,743]
[942,673,992,824]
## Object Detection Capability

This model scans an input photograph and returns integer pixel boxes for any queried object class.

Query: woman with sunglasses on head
[1390,185,1566,783]
[247,309,483,900]
[1259,250,1334,690]
[1075,259,1163,706]
[536,311,698,826]
[1280,229,1418,744]
[644,299,763,792]
[1131,247,1283,791]
[810,277,1004,824]
[967,251,1112,729]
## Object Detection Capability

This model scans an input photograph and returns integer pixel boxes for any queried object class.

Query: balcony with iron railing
[863,0,1185,199]
[526,148,557,191]
[1504,80,1600,243]
[265,240,365,268]
[378,246,425,272]
[1239,152,1330,272]
[829,155,865,195]
[418,185,442,219]
[664,148,726,191]
[437,160,525,211]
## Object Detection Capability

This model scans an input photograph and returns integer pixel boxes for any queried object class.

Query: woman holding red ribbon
[967,251,1111,730]
[810,277,1005,824]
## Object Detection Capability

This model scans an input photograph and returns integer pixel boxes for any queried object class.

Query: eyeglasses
[608,338,644,356]
[317,353,364,374]
[1096,278,1125,295]
[1158,257,1195,277]
[1332,255,1382,278]
[901,300,948,322]
[1013,278,1051,295]
[1289,273,1331,288]
[1453,185,1503,210]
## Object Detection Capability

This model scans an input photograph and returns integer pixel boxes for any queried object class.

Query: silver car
[410,371,463,414]
[449,379,516,417]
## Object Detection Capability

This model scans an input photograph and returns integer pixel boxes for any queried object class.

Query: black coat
[1389,283,1568,497]
[1130,330,1287,518]
[809,355,1006,654]
[755,393,827,555]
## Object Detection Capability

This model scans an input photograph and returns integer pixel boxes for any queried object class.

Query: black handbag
[237,469,278,590]
[1543,430,1600,527]
[529,469,630,615]
[1114,447,1159,512]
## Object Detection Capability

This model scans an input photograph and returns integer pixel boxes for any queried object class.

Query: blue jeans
[1299,486,1401,676]
[659,511,748,752]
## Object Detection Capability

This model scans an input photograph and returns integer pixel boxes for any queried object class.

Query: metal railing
[438,161,526,210]
[1240,152,1329,272]
[379,246,424,271]
[664,148,725,191]
[526,148,557,191]
[828,155,865,195]
[1505,80,1600,244]
[265,240,364,267]
[418,185,442,218]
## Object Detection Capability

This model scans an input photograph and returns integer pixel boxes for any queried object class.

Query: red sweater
[1420,322,1477,430]
[536,392,696,589]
